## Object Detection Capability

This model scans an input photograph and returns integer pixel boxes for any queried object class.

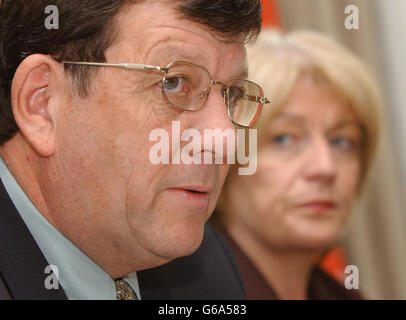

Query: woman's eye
[331,136,355,149]
[273,134,294,146]
[163,76,184,93]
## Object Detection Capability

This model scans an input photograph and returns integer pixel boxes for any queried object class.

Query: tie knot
[115,279,137,300]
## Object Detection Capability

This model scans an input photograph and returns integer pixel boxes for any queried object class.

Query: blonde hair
[215,29,382,219]
[248,29,381,183]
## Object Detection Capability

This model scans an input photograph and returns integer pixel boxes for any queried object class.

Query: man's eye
[163,76,184,93]
[228,86,244,103]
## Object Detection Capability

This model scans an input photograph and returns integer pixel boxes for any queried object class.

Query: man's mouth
[187,189,204,194]
[167,186,211,208]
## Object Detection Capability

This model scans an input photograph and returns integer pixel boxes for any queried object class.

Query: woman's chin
[295,236,338,252]
[287,222,344,251]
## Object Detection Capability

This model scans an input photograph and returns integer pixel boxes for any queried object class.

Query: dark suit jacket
[0,179,245,300]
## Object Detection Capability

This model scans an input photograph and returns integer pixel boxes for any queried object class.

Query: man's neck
[0,134,52,222]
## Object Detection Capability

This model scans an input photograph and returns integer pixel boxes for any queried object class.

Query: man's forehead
[110,1,248,77]
[151,45,246,68]
[114,1,243,52]
[115,1,213,44]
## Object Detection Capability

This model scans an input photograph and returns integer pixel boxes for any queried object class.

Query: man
[0,0,265,299]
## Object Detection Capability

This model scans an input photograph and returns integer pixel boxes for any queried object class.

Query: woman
[214,30,381,300]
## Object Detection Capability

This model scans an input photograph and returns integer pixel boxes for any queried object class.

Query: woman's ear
[11,54,62,157]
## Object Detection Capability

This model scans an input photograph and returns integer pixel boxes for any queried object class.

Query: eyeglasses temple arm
[60,61,164,72]
[243,94,270,104]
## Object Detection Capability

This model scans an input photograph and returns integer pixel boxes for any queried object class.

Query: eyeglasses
[60,60,270,127]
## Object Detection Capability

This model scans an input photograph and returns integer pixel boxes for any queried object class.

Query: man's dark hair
[0,0,262,144]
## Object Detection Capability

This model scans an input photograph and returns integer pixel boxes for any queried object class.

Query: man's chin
[155,221,206,261]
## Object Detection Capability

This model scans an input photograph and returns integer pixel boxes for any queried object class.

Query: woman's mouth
[296,200,337,214]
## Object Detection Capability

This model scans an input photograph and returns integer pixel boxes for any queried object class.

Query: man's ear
[11,54,62,157]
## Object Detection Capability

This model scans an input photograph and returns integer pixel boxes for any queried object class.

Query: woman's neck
[227,222,316,300]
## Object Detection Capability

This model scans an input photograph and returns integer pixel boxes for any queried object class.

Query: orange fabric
[261,0,282,27]
[320,247,348,282]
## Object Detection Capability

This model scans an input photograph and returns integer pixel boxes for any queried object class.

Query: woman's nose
[303,137,336,184]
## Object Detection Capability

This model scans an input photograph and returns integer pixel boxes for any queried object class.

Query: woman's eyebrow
[330,120,362,131]
[271,113,306,125]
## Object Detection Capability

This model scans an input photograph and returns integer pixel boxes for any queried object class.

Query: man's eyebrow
[233,60,249,79]
[235,68,249,79]
[151,47,249,79]
[153,47,207,66]
[224,67,248,82]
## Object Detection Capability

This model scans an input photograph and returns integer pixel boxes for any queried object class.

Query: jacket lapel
[0,180,67,300]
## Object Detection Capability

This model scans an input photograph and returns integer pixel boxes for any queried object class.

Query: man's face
[48,1,247,274]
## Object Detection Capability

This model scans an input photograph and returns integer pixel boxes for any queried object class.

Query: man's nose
[303,137,336,184]
[192,87,236,164]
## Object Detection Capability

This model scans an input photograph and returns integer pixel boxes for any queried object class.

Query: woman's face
[229,76,362,251]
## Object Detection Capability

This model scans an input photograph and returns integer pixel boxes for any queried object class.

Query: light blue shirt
[0,158,141,300]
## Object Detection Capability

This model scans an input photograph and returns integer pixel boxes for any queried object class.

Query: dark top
[0,178,245,300]
[138,224,245,300]
[217,227,362,300]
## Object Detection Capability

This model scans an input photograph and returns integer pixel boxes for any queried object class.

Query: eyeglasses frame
[59,60,270,127]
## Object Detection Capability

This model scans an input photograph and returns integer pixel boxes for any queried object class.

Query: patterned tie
[115,279,137,300]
